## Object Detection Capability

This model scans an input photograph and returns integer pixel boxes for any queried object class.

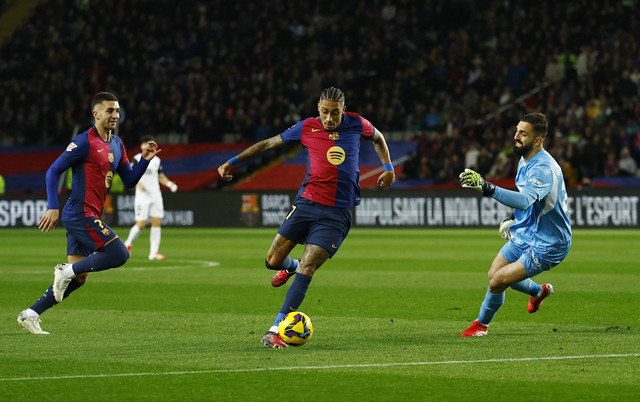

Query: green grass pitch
[1,227,639,401]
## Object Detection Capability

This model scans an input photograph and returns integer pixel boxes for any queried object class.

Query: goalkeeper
[459,113,572,336]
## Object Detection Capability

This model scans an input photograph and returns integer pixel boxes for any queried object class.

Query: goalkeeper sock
[510,278,541,297]
[477,288,505,325]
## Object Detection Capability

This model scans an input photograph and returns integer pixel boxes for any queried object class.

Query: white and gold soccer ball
[278,311,314,346]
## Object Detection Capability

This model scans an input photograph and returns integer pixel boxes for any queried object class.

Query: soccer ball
[278,311,314,346]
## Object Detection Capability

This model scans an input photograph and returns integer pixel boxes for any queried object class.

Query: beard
[513,141,533,156]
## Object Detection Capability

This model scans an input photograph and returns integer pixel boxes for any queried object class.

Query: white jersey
[133,153,163,199]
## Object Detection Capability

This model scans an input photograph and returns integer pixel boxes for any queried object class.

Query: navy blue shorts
[63,217,119,257]
[278,199,352,257]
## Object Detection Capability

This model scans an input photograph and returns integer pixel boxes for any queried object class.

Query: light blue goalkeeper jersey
[493,149,572,263]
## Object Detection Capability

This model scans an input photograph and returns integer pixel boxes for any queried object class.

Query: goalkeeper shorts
[500,241,568,277]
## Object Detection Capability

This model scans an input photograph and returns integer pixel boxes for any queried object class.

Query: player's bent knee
[108,241,130,268]
[488,276,508,293]
[265,258,282,270]
[488,264,502,279]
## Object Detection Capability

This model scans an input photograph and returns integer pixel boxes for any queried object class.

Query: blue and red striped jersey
[60,126,130,220]
[280,111,374,208]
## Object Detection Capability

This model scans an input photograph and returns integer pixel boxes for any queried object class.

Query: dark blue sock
[477,288,505,325]
[72,240,129,275]
[30,279,84,315]
[278,273,312,316]
[510,278,541,296]
[265,256,298,273]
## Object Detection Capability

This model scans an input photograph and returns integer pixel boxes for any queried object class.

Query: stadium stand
[0,0,638,193]
[0,142,250,193]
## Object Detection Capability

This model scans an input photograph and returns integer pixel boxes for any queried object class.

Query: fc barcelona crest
[108,152,114,163]
[240,194,259,227]
[328,132,339,141]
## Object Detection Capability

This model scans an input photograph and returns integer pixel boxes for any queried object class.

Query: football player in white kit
[124,136,178,260]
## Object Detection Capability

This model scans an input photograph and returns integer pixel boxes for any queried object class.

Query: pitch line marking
[127,260,220,271]
[2,353,639,382]
[9,259,219,274]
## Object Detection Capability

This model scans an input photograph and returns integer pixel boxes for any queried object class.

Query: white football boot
[17,310,50,335]
[53,263,72,302]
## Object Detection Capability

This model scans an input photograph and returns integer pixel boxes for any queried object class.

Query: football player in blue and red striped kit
[218,87,396,348]
[17,92,160,334]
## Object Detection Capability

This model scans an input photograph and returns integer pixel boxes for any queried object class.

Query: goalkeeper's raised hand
[459,168,495,197]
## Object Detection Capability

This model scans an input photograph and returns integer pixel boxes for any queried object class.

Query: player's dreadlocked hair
[319,87,345,104]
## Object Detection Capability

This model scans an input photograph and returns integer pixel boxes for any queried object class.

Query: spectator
[418,154,433,180]
[575,45,596,80]
[400,152,420,179]
[603,151,619,177]
[0,0,638,185]
[464,142,480,171]
[618,147,638,177]
[423,106,440,130]
[544,55,565,83]
[477,146,494,177]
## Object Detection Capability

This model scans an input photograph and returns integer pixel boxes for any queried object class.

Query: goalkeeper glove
[499,213,515,240]
[167,181,178,192]
[459,168,495,197]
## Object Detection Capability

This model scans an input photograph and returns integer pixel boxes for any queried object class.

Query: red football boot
[271,270,295,287]
[460,320,489,337]
[528,284,554,313]
[261,331,288,348]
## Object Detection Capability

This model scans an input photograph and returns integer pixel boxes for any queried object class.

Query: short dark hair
[521,112,548,138]
[91,92,118,111]
[319,87,345,104]
[140,135,156,144]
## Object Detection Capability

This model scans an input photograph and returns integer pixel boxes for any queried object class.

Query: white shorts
[134,194,164,221]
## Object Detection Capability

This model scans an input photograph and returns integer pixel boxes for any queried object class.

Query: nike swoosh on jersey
[311,128,324,132]
[97,149,104,152]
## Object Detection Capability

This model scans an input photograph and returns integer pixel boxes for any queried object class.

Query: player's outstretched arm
[218,135,284,181]
[371,129,395,188]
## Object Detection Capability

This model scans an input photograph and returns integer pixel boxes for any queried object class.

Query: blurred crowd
[0,0,639,184]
